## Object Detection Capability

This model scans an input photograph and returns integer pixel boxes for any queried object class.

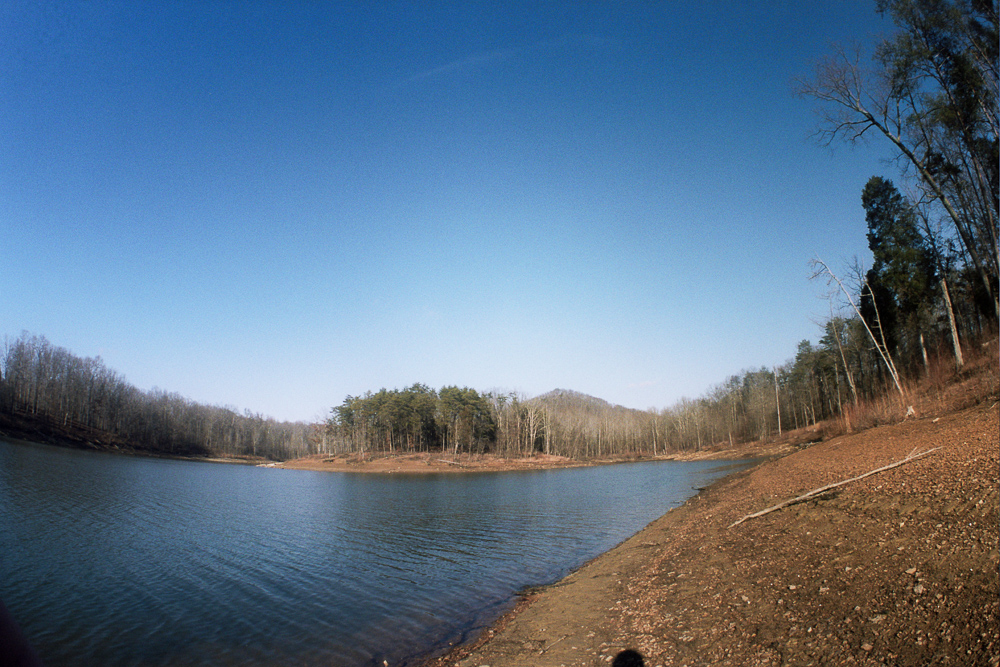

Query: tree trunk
[941,277,964,369]
[773,367,782,436]
[919,331,930,378]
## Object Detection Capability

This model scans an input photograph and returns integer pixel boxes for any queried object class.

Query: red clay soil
[422,400,999,667]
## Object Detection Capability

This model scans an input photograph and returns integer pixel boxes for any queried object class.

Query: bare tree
[810,257,907,402]
[798,22,998,317]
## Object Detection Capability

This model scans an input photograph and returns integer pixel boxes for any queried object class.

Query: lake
[0,436,751,666]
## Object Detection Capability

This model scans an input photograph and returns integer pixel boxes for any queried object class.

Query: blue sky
[2,2,898,422]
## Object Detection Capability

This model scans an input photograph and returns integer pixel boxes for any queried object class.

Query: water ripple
[1,438,753,666]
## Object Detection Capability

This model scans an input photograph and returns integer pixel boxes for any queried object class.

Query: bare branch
[809,257,906,400]
[729,447,941,528]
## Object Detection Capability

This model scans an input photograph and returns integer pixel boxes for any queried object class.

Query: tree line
[331,384,496,455]
[680,0,997,444]
[325,387,679,459]
[0,332,314,460]
[323,309,991,461]
[325,0,996,460]
[4,1,994,464]
[661,0,997,446]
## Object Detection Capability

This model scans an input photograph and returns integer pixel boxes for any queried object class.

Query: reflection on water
[0,437,751,666]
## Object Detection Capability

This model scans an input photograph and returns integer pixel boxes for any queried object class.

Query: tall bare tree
[799,0,998,317]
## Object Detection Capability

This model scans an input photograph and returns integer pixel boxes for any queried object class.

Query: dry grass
[911,335,999,414]
[819,333,998,439]
[838,393,907,433]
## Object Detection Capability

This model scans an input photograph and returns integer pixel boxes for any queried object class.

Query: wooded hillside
[0,332,314,460]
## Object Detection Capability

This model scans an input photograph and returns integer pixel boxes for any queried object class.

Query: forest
[0,332,314,460]
[2,0,996,464]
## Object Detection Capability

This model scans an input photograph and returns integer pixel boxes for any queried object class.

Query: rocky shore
[422,400,998,667]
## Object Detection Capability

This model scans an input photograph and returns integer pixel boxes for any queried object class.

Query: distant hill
[531,389,642,416]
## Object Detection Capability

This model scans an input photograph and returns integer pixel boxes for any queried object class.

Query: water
[0,437,752,666]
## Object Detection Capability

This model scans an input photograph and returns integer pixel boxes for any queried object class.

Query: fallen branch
[728,447,942,528]
[539,634,568,654]
[434,458,464,467]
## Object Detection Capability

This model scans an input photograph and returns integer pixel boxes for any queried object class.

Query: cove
[0,436,752,666]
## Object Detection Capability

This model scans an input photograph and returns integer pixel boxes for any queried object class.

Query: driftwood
[728,446,942,528]
[539,634,568,654]
[434,458,464,467]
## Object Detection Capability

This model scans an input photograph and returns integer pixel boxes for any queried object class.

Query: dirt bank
[423,401,998,667]
[269,442,797,475]
[268,451,586,473]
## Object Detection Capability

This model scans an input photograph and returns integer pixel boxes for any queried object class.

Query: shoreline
[420,401,999,666]
[0,410,798,474]
[0,429,267,467]
[266,440,798,475]
[4,398,995,665]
